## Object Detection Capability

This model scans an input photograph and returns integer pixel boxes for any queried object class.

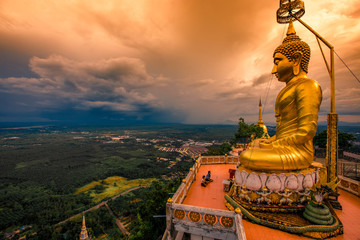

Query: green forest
[0,125,204,239]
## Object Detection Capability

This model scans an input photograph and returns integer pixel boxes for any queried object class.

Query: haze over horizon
[1,0,359,125]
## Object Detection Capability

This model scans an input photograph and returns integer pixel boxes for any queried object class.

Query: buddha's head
[272,21,310,83]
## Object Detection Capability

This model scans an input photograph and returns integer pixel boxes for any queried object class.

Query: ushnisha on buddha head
[272,21,310,83]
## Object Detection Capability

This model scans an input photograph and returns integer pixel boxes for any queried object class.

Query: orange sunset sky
[0,0,359,125]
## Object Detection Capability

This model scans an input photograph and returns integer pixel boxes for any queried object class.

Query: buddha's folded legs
[240,144,312,171]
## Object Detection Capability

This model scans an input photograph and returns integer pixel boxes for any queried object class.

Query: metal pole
[291,14,338,186]
[331,47,335,113]
[292,15,333,49]
[292,15,336,113]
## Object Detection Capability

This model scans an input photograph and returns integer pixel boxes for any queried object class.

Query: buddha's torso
[275,78,322,145]
[239,77,322,171]
[275,78,306,140]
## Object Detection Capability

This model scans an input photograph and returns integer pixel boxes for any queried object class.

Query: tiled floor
[335,189,360,240]
[181,164,360,240]
[182,164,234,210]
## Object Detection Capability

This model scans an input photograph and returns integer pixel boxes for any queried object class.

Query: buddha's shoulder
[295,78,321,90]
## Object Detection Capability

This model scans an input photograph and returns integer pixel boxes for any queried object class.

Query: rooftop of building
[181,162,360,240]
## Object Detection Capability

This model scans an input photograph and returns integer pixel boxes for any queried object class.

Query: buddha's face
[272,53,294,83]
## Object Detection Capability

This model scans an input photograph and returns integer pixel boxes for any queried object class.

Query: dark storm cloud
[0,0,359,124]
[0,55,163,117]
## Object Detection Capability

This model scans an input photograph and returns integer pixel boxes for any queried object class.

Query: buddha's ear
[292,51,303,76]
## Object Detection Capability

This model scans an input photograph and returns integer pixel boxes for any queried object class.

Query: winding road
[56,186,144,226]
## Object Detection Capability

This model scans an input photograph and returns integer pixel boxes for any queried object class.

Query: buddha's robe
[240,78,322,171]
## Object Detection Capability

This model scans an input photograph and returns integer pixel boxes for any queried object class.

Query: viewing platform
[162,156,360,240]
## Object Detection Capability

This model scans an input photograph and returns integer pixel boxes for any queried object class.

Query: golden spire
[287,20,296,36]
[258,99,263,125]
[257,99,269,139]
[282,19,302,45]
[80,212,91,240]
[82,212,86,226]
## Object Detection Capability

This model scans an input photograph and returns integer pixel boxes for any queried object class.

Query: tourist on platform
[201,175,207,187]
[205,171,213,183]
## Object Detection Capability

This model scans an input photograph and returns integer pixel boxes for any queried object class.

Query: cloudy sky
[1,0,359,125]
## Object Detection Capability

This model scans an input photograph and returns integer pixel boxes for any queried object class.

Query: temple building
[79,212,91,240]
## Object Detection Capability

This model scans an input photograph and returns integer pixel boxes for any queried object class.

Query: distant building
[230,146,244,156]
[79,212,91,240]
[158,146,208,157]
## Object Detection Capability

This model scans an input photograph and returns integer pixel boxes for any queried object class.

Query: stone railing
[338,161,360,181]
[337,161,360,197]
[165,203,245,240]
[171,158,200,204]
[343,151,360,161]
[164,155,246,239]
[200,155,240,165]
[338,175,360,197]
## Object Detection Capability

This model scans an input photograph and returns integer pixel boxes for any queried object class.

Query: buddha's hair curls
[274,34,311,73]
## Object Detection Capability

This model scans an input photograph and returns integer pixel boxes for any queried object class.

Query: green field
[75,176,156,202]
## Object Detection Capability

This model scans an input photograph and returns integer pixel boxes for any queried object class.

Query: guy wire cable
[262,23,287,116]
[334,50,360,84]
[248,24,287,162]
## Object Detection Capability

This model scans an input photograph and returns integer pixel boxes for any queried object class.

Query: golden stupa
[257,99,270,139]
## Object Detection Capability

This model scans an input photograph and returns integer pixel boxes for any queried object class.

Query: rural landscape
[1,123,359,239]
[0,124,239,239]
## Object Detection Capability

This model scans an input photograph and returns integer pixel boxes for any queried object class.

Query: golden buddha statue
[240,21,322,171]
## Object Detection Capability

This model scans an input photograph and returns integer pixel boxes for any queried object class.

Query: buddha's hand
[248,138,262,147]
[259,140,272,149]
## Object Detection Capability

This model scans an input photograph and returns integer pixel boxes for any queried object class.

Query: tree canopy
[205,142,232,156]
[313,130,356,149]
[232,117,264,144]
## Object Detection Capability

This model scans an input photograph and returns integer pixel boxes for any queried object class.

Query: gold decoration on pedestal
[232,163,324,211]
[268,192,281,204]
[188,211,201,222]
[249,191,260,201]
